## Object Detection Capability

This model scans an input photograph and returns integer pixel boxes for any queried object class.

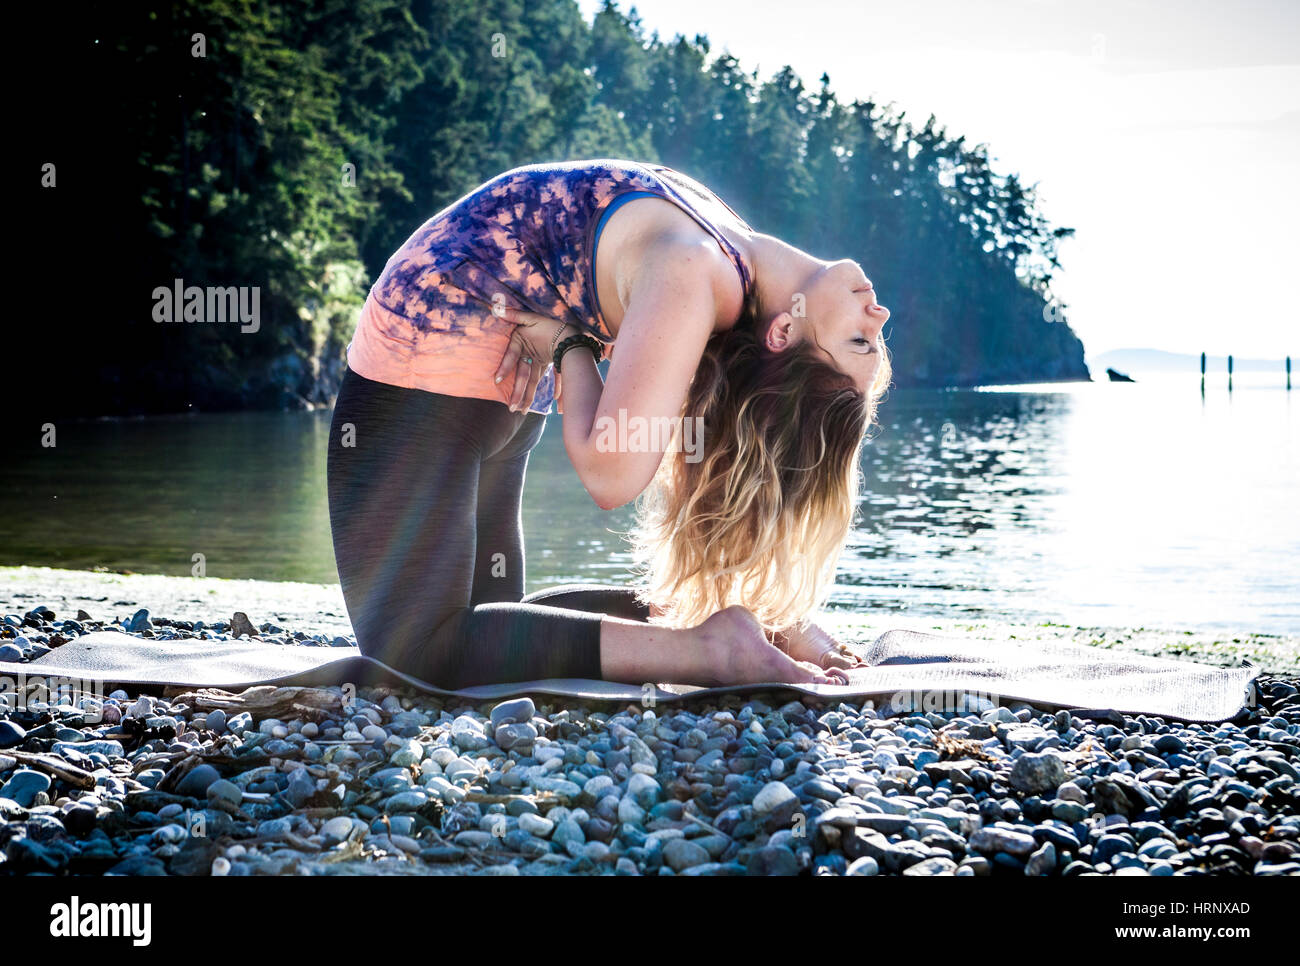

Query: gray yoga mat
[0,628,1259,722]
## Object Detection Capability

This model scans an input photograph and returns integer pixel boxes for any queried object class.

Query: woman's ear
[764,311,797,353]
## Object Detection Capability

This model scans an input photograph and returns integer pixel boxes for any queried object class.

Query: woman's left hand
[492,303,575,413]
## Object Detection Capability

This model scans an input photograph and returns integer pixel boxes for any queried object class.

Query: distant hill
[15,0,1091,416]
[1090,348,1291,377]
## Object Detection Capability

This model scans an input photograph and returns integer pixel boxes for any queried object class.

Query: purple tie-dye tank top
[347,158,756,414]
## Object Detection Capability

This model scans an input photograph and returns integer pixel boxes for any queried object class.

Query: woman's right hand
[491,304,577,412]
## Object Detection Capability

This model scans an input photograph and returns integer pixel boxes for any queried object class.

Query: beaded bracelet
[549,323,570,363]
[553,333,603,370]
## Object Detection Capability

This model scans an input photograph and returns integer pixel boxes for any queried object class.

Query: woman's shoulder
[631,226,749,328]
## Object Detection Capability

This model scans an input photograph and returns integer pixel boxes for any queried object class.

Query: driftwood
[156,753,202,794]
[165,685,347,721]
[461,790,572,808]
[4,748,97,789]
[228,612,260,639]
[317,838,366,864]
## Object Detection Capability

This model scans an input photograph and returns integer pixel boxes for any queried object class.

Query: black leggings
[327,366,649,687]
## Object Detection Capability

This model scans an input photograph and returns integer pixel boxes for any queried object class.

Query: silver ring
[522,356,533,365]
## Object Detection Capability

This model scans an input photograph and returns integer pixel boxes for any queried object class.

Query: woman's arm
[558,239,728,509]
[492,237,735,509]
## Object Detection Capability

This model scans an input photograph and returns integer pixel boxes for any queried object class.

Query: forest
[20,0,1089,416]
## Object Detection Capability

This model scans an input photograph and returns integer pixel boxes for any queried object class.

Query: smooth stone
[284,768,317,807]
[617,798,646,825]
[453,830,493,849]
[1093,833,1137,864]
[856,814,913,834]
[1052,801,1089,823]
[663,837,711,871]
[801,777,843,802]
[553,819,586,848]
[63,803,98,836]
[495,722,538,753]
[863,794,914,816]
[0,721,26,748]
[1138,839,1177,860]
[444,758,479,784]
[390,739,424,766]
[1010,751,1069,795]
[52,740,125,759]
[1025,840,1057,875]
[1002,726,1049,751]
[743,843,797,876]
[1131,821,1174,844]
[815,807,863,829]
[752,780,798,816]
[451,716,490,751]
[1092,777,1136,817]
[1152,734,1185,755]
[205,779,242,809]
[814,854,849,876]
[490,698,536,729]
[385,791,429,811]
[959,856,993,876]
[1056,781,1087,803]
[917,807,966,831]
[847,856,880,876]
[518,812,555,838]
[1034,824,1081,853]
[175,764,221,798]
[969,827,1037,857]
[1,769,51,807]
[125,608,153,633]
[902,856,958,876]
[982,707,1017,724]
[320,816,354,844]
[256,817,293,839]
[623,771,659,807]
[618,731,659,771]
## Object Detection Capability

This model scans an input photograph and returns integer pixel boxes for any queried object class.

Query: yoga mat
[0,628,1259,722]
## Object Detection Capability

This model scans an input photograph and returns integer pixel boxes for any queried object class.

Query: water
[845,375,1297,633]
[2,377,1296,633]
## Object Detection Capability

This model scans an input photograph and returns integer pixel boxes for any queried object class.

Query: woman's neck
[727,230,823,323]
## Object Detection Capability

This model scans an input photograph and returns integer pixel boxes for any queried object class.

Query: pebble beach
[2,582,1299,877]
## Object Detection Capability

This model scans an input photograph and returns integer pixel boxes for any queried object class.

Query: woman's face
[764,259,890,393]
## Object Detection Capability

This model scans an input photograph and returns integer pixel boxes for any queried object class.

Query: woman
[328,159,891,689]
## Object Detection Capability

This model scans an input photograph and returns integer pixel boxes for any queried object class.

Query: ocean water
[2,374,1295,633]
[840,374,1297,633]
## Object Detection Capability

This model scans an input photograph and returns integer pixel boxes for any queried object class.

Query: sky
[575,0,1299,360]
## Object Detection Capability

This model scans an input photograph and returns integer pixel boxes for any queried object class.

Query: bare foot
[694,606,848,686]
[776,622,866,671]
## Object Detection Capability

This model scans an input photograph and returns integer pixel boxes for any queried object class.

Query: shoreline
[1,566,1297,877]
[2,565,1296,675]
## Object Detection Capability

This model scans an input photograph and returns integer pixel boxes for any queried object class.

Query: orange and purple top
[346,158,756,414]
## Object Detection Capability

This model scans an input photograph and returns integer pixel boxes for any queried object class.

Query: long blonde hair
[630,311,891,633]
